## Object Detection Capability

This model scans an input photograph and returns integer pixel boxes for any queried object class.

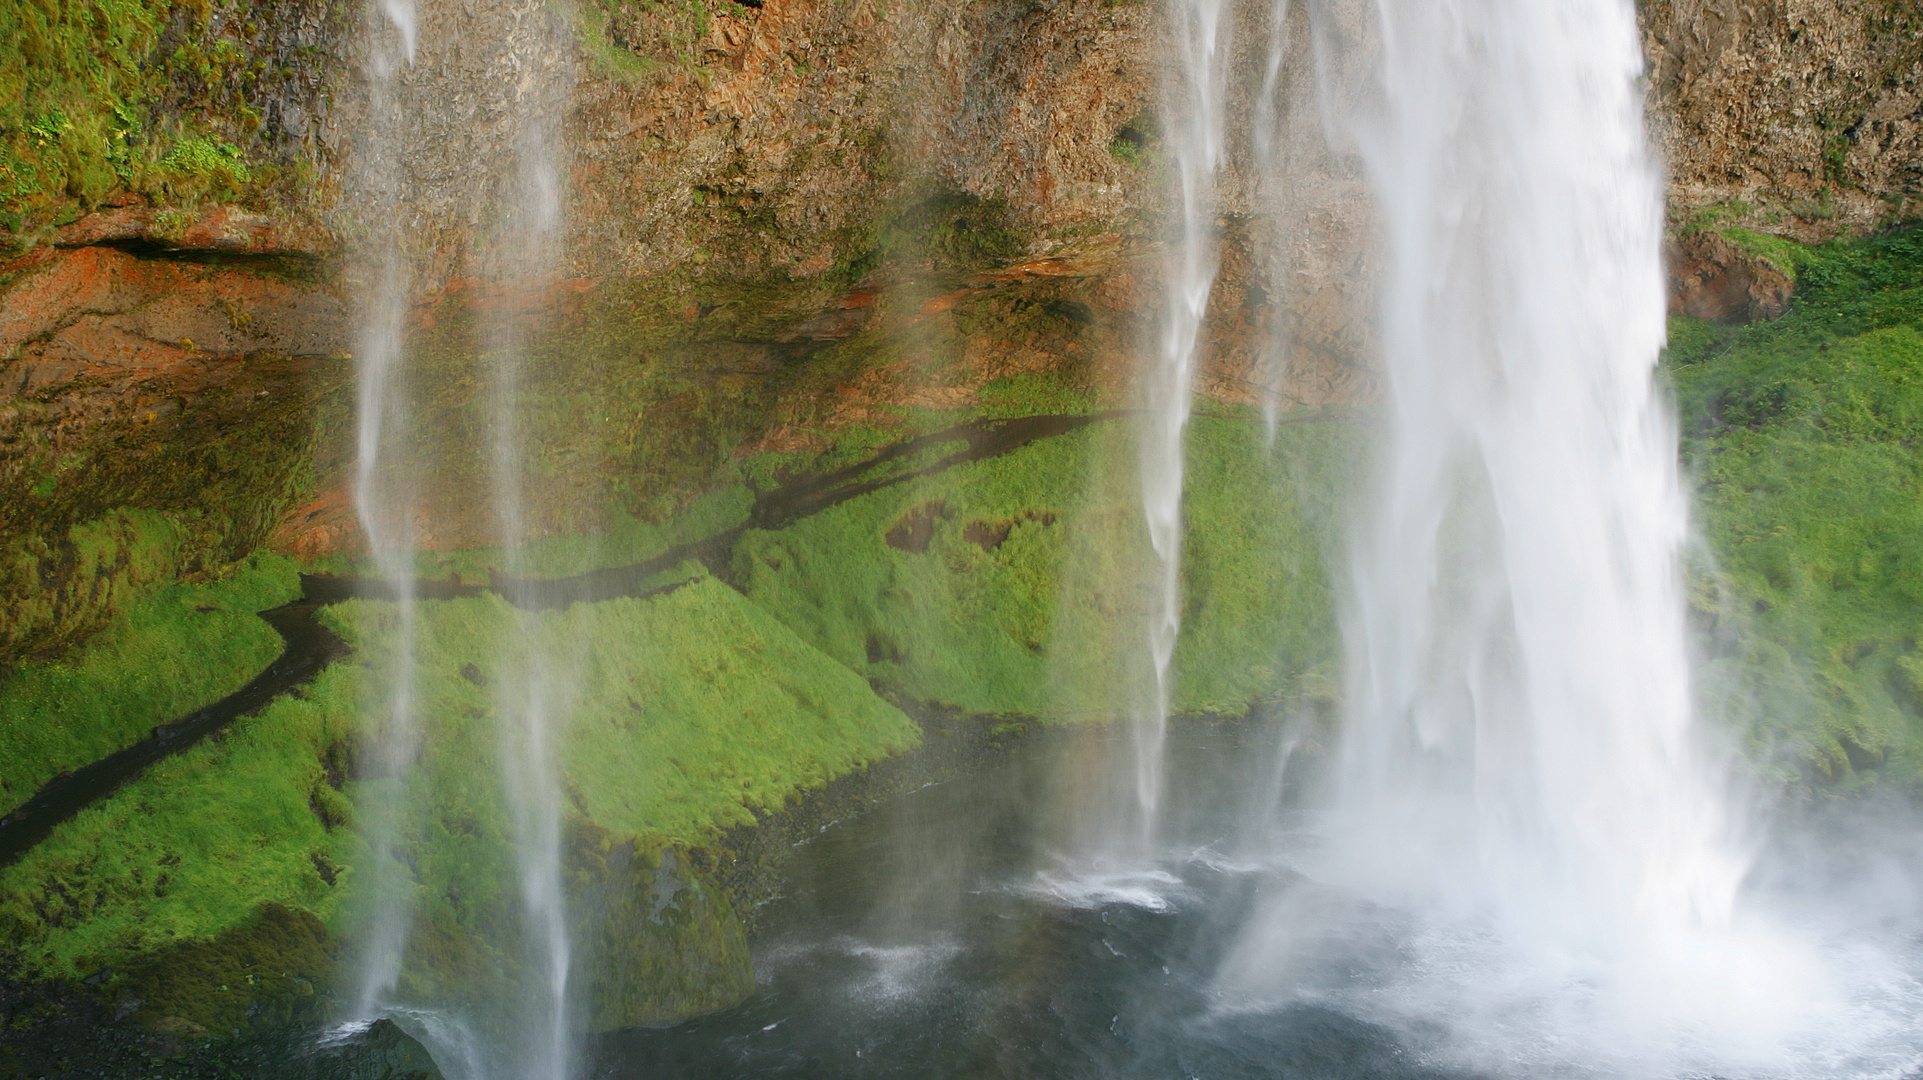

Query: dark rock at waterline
[292,1020,446,1080]
[134,1019,447,1080]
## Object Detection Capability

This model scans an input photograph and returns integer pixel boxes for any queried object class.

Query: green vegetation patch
[0,0,340,236]
[0,566,915,1030]
[557,578,921,836]
[576,0,726,87]
[1668,224,1923,789]
[0,659,358,1006]
[730,414,1351,719]
[325,576,912,1023]
[0,549,300,807]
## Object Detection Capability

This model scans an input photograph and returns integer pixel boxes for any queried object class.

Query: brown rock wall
[5,0,1918,621]
[1643,0,1923,234]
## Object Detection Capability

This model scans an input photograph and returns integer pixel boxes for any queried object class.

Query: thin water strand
[1137,0,1231,840]
[484,56,576,1077]
[349,0,423,1020]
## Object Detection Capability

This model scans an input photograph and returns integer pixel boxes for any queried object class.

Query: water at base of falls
[581,723,1923,1080]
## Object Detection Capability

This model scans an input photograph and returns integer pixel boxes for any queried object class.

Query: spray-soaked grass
[1669,224,1923,788]
[0,392,1347,1031]
[0,568,912,1031]
[730,414,1353,719]
[321,577,914,1020]
[0,659,357,986]
[329,575,918,849]
[0,550,302,807]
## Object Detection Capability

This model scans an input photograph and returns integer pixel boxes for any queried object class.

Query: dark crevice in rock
[88,240,328,276]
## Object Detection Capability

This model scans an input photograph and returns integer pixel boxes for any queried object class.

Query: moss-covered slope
[731,412,1351,720]
[0,404,1351,1037]
[1670,224,1923,789]
[0,565,919,1033]
[0,550,300,807]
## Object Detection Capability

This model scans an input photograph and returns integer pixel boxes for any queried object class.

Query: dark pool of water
[587,722,1476,1080]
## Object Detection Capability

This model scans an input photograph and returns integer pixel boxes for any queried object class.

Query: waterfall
[1137,0,1231,837]
[1224,0,1854,1070]
[349,0,424,1022]
[481,34,576,1080]
[1330,0,1743,939]
[345,0,577,1075]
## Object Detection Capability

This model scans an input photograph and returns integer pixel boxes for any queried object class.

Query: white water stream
[346,1,576,1076]
[480,38,576,1079]
[1329,0,1740,944]
[1137,0,1232,840]
[348,0,424,1024]
[1218,1,1923,1077]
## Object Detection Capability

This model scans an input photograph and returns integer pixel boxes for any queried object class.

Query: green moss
[157,136,253,200]
[975,372,1101,418]
[0,351,346,661]
[1717,226,1808,282]
[573,840,752,1030]
[574,0,722,87]
[0,508,185,663]
[730,415,1350,719]
[0,0,337,236]
[327,576,917,847]
[316,576,911,1020]
[1171,418,1348,713]
[0,549,300,806]
[112,901,339,1034]
[0,556,912,1027]
[0,661,360,981]
[1670,224,1923,788]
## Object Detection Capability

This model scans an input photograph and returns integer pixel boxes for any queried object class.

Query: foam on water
[1025,859,1196,914]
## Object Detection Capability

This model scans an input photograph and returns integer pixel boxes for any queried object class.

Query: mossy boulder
[110,901,339,1036]
[573,841,753,1031]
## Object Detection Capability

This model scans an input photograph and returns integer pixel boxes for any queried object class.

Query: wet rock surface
[1666,229,1794,324]
[0,245,349,660]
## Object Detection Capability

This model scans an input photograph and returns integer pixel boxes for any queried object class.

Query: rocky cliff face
[0,0,1916,651]
[1643,0,1923,236]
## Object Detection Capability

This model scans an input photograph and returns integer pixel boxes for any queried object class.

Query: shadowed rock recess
[0,0,1919,1073]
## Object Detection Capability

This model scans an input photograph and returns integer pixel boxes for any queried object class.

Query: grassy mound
[1669,224,1923,788]
[730,413,1352,720]
[0,569,914,1031]
[0,660,358,993]
[0,550,301,807]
